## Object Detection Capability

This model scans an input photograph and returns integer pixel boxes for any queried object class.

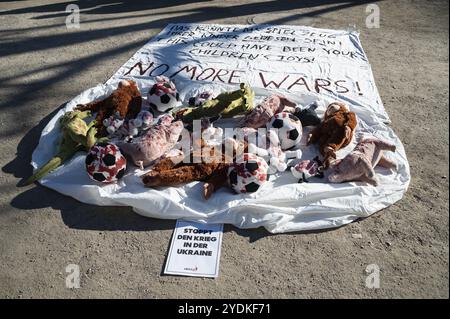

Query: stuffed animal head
[157,113,175,126]
[147,76,180,113]
[118,80,140,96]
[324,102,350,120]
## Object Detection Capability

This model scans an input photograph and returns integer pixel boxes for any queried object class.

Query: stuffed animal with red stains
[327,137,397,186]
[241,94,297,128]
[117,114,184,168]
[307,102,357,167]
[291,156,324,183]
[147,76,180,113]
[76,80,142,137]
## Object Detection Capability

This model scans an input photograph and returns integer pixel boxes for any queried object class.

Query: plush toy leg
[22,147,77,186]
[268,157,287,174]
[325,129,349,155]
[149,150,185,173]
[360,174,379,186]
[322,146,337,168]
[282,106,296,113]
[373,139,396,152]
[284,149,302,159]
[203,166,228,200]
[75,99,105,113]
[278,96,297,108]
[377,155,397,170]
[151,158,178,173]
[358,157,378,186]
[248,143,269,157]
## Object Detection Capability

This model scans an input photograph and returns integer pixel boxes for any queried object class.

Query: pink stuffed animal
[117,117,184,168]
[241,95,296,128]
[327,137,396,186]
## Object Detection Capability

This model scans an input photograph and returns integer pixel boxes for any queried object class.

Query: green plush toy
[23,110,107,185]
[175,83,254,123]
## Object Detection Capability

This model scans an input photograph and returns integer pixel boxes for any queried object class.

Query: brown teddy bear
[307,102,357,167]
[76,80,142,137]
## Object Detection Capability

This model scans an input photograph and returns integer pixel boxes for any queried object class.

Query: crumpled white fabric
[31,78,410,233]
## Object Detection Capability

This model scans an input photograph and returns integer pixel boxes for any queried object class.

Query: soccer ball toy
[267,112,302,150]
[227,153,269,194]
[147,76,180,113]
[85,143,127,183]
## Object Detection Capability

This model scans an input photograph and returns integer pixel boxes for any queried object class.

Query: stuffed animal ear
[295,103,321,127]
[119,80,130,88]
[325,103,340,116]
[309,102,318,110]
[278,96,297,108]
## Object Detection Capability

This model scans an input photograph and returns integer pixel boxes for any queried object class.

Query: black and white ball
[266,112,302,150]
[227,153,269,194]
[85,143,127,183]
[147,76,180,113]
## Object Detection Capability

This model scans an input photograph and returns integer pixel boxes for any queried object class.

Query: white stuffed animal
[123,110,154,138]
[235,127,302,174]
[103,113,125,136]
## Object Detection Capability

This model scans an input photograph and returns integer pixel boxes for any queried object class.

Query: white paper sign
[164,220,223,278]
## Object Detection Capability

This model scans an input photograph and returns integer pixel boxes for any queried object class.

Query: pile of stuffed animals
[25,76,397,200]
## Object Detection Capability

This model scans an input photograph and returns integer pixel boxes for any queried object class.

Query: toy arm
[278,96,297,113]
[358,157,378,186]
[76,99,106,113]
[203,165,229,200]
[377,155,397,170]
[373,139,396,152]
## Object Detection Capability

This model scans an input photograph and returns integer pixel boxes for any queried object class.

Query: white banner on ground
[109,23,390,122]
[31,24,410,233]
[164,221,223,278]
